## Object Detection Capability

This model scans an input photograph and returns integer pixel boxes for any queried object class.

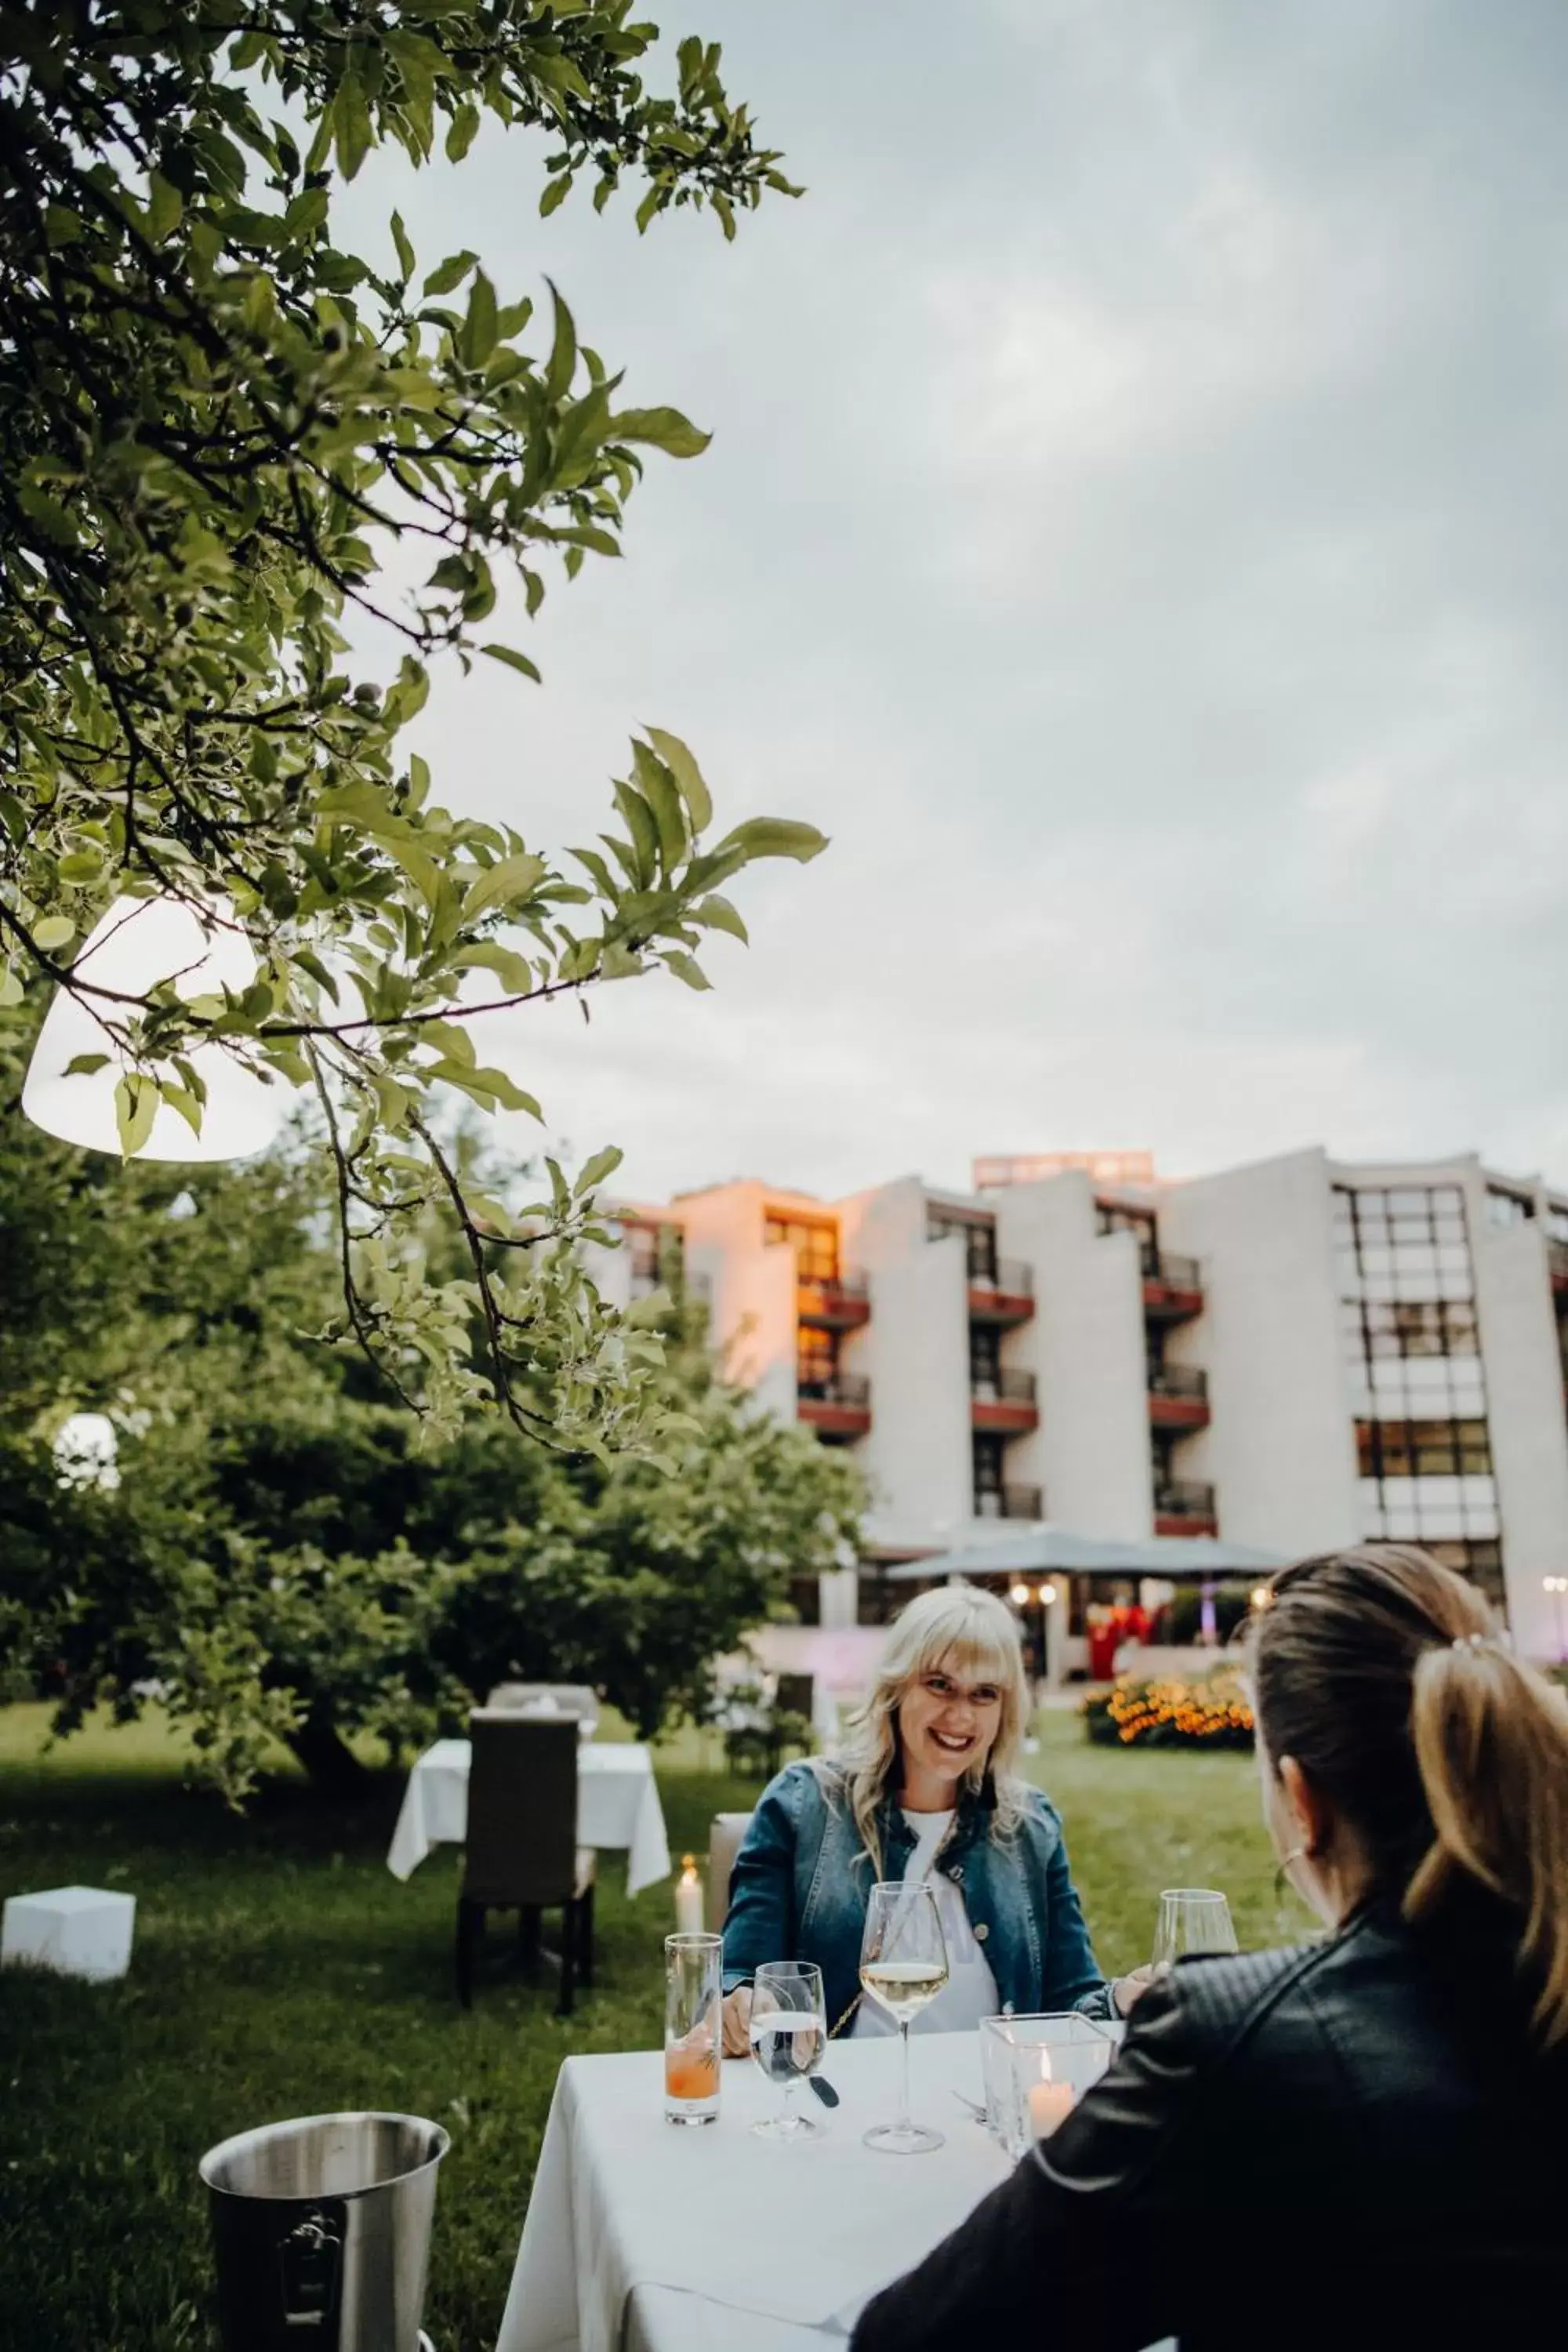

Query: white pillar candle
[673,1857,705,1936]
[1028,2078,1076,2138]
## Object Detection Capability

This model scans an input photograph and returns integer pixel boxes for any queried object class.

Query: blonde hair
[1253,1544,1568,2048]
[828,1584,1031,1878]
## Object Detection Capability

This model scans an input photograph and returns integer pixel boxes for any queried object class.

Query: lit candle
[1028,2078,1076,2138]
[674,1856,706,1936]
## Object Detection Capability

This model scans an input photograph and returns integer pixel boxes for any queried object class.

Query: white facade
[607,1152,1568,1657]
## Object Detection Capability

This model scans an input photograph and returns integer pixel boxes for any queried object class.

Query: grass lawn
[0,1702,1310,2350]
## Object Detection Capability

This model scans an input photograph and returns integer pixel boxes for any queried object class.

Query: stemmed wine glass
[748,1961,827,2141]
[1152,1888,1238,1973]
[858,1881,949,2154]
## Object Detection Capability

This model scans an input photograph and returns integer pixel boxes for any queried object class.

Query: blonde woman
[720,1584,1146,2052]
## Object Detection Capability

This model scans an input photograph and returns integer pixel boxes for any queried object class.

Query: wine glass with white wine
[858,1880,949,2154]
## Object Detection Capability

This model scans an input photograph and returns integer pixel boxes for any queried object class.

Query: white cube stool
[2,1885,136,1981]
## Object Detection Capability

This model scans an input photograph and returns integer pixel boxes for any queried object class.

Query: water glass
[982,2014,1114,2161]
[664,1933,723,2126]
[1152,1888,1238,1973]
[749,1960,827,2141]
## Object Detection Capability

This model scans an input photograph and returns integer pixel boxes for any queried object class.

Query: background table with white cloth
[385,1740,671,1895]
[498,2031,1013,2352]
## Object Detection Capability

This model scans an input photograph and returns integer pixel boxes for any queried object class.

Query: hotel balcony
[967,1258,1036,1326]
[970,1367,1040,1434]
[1142,1250,1205,1324]
[1549,1237,1568,1294]
[797,1269,872,1330]
[1154,1477,1218,1537]
[975,1482,1044,1522]
[797,1370,872,1441]
[1148,1362,1210,1429]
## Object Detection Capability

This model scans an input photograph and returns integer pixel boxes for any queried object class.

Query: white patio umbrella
[22,894,288,1163]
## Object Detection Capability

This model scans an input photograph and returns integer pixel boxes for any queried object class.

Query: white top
[851,1809,1000,2038]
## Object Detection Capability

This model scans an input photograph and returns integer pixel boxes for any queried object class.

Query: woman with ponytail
[852,1545,1568,2352]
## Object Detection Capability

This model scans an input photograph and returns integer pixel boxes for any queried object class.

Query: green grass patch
[0,1704,1309,2349]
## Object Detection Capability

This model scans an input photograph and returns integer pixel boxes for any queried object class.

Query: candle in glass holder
[1028,2076,1077,2137]
[674,1855,705,1936]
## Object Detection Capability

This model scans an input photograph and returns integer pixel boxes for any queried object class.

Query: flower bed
[1083,1665,1254,1751]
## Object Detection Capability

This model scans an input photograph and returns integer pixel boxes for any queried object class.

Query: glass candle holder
[664,1933,723,2127]
[981,2013,1114,2161]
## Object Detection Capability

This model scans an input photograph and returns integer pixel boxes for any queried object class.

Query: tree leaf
[575,1145,624,1197]
[445,101,481,163]
[459,269,498,370]
[62,1052,111,1077]
[114,1073,158,1159]
[713,818,829,865]
[662,950,712,991]
[147,170,182,244]
[643,726,713,832]
[422,249,477,297]
[539,172,571,218]
[481,643,542,683]
[630,740,687,872]
[612,407,712,459]
[33,914,76,952]
[543,279,577,405]
[693,894,748,944]
[463,853,547,923]
[390,210,416,283]
[158,1081,204,1138]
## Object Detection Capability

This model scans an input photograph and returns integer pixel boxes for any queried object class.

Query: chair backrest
[485,1681,599,1724]
[775,1672,815,1725]
[465,1712,579,1907]
[708,1810,755,1932]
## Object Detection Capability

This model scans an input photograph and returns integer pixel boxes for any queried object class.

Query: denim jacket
[721,1759,1112,2036]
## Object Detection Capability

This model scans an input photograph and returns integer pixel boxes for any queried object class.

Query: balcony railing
[797,1370,871,1408]
[1154,1479,1216,1521]
[1149,1363,1208,1402]
[797,1269,871,1327]
[1151,1250,1201,1290]
[975,1483,1044,1521]
[967,1258,1036,1322]
[971,1367,1037,1404]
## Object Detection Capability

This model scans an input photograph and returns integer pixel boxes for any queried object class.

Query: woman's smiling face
[896,1649,1005,1793]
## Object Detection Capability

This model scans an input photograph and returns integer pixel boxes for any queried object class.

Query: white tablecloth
[495,2031,1014,2352]
[385,1740,671,1896]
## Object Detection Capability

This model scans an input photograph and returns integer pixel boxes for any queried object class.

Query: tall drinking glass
[1152,1888,1238,1973]
[858,1881,949,2155]
[749,1961,827,2141]
[664,1932,723,2126]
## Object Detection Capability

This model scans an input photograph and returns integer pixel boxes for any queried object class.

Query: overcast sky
[339,0,1567,1203]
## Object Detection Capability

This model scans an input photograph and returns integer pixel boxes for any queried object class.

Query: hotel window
[970,1326,1001,1395]
[928,1209,998,1284]
[626,1221,683,1297]
[766,1213,839,1283]
[1335,1185,1504,1605]
[1547,1204,1568,1246]
[1097,1200,1159,1278]
[1486,1187,1534,1230]
[797,1325,837,1396]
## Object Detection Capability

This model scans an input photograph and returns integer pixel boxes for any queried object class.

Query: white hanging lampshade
[22,894,289,1162]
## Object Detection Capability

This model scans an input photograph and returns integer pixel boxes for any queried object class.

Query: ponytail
[1254,1544,1568,2049]
[1408,1637,1568,2046]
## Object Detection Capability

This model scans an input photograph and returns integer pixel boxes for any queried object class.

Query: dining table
[385,1738,672,1896]
[495,2027,1148,2352]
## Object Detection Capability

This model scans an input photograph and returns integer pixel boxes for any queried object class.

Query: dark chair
[456,1711,595,2017]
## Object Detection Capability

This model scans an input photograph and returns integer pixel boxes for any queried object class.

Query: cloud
[335,0,1567,1203]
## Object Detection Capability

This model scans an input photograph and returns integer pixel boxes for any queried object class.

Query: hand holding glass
[749,1961,827,2141]
[1152,1888,1238,1973]
[858,1881,949,2155]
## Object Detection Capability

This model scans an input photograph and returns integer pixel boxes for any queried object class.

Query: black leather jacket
[851,1899,1566,2352]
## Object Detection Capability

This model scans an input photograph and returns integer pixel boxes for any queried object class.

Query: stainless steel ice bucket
[200,2111,449,2350]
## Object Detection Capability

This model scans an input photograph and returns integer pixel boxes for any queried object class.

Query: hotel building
[597,1149,1568,1662]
